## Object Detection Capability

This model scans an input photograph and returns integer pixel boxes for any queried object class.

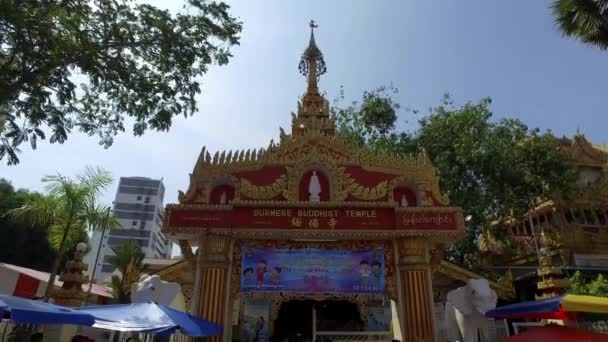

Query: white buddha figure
[309,171,321,202]
[220,191,227,205]
[400,194,408,208]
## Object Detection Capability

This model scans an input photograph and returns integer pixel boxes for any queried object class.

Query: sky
[2,1,607,254]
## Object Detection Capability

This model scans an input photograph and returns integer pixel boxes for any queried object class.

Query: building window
[101,264,115,273]
[136,195,142,201]
[132,221,137,226]
[144,196,150,203]
[140,221,146,230]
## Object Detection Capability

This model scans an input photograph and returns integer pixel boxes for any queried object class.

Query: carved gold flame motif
[240,174,288,200]
[343,175,388,201]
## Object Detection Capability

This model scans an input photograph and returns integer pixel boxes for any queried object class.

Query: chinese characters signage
[167,206,461,231]
[240,247,385,294]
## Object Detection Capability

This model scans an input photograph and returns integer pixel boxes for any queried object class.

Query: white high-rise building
[85,177,172,283]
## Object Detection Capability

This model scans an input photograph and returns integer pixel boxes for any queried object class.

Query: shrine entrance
[273,300,363,342]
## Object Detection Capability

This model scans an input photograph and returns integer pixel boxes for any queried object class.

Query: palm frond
[553,0,608,49]
[78,166,113,199]
[108,240,145,275]
[6,195,62,227]
[47,222,86,251]
[84,203,120,232]
[110,274,130,303]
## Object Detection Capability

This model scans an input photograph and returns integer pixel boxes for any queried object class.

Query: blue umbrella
[76,302,222,337]
[0,295,95,325]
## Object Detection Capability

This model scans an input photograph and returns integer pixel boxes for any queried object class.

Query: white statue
[309,171,321,202]
[400,194,408,207]
[444,278,497,342]
[131,274,185,310]
[220,191,227,205]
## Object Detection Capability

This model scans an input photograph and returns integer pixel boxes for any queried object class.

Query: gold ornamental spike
[244,149,251,161]
[205,151,212,163]
[194,147,206,169]
[238,150,245,162]
[212,151,219,165]
[226,150,233,164]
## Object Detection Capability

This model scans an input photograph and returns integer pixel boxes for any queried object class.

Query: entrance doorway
[274,300,315,342]
[273,300,362,342]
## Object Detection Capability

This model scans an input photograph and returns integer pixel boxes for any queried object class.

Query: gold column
[397,238,434,342]
[195,235,231,342]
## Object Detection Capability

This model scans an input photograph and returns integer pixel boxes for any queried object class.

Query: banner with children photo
[240,247,385,294]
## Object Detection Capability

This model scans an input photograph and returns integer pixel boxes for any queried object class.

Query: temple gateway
[163,23,476,342]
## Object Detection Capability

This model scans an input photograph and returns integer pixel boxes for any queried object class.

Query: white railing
[511,321,545,334]
[434,318,510,342]
[578,320,608,334]
[312,307,393,342]
[314,331,393,342]
[486,319,510,342]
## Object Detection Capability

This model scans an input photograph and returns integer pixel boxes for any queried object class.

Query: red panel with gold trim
[166,206,461,231]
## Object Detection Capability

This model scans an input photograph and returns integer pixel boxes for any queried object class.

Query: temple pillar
[193,234,232,342]
[396,238,435,342]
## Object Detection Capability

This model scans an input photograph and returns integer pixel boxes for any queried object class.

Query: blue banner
[241,247,385,294]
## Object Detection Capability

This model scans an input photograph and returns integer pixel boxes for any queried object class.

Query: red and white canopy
[0,263,112,303]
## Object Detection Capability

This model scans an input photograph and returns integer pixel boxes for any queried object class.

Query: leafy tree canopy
[0,0,242,165]
[553,0,608,50]
[334,89,576,267]
[569,271,608,297]
[0,178,56,272]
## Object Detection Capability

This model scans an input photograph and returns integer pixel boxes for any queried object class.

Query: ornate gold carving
[178,239,195,262]
[429,246,445,272]
[342,175,388,201]
[398,238,428,257]
[240,174,287,200]
[166,225,463,245]
[205,236,228,254]
[182,133,448,207]
[436,260,515,299]
[496,270,513,291]
[283,148,346,202]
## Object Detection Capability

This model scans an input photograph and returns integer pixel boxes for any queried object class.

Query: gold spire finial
[292,21,335,138]
[299,20,326,95]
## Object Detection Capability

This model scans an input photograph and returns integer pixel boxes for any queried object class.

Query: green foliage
[7,166,119,298]
[335,85,418,156]
[553,0,608,50]
[0,178,55,272]
[333,90,576,267]
[588,274,608,297]
[0,0,242,165]
[569,271,608,297]
[569,271,590,294]
[108,240,145,304]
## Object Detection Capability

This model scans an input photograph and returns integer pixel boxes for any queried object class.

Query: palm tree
[108,240,145,304]
[8,166,118,300]
[553,0,608,49]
